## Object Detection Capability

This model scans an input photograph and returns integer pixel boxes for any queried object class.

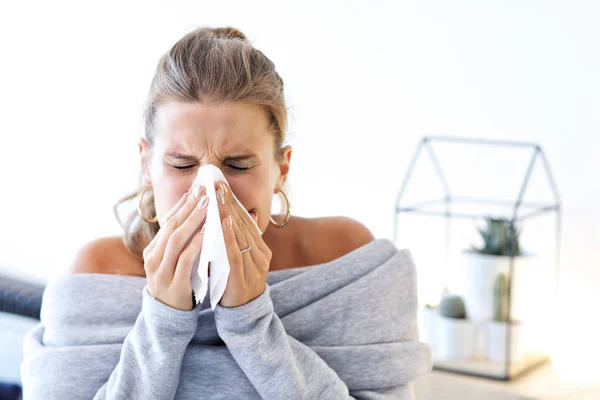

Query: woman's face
[139,101,291,235]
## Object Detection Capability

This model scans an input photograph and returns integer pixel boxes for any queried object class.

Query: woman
[21,27,432,399]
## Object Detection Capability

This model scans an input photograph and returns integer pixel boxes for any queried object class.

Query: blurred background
[0,1,598,398]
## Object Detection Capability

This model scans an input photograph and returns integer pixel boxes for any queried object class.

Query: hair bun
[203,27,248,41]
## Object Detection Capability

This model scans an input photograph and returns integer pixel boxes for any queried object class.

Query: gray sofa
[0,275,45,399]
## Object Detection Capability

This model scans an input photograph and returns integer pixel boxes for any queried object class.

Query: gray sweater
[21,238,432,399]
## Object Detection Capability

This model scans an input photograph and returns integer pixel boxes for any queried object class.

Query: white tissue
[190,164,261,310]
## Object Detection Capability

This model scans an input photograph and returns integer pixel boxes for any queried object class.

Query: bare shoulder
[301,216,375,262]
[67,236,145,277]
[322,216,375,251]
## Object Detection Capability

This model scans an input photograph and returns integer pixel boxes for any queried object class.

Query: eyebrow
[164,152,258,162]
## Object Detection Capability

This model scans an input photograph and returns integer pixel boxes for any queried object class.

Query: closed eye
[229,165,251,171]
[172,164,251,171]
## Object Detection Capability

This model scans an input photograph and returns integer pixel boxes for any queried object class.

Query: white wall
[1,0,598,380]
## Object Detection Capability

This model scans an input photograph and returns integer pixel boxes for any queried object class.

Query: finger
[231,214,260,274]
[216,182,248,251]
[154,186,208,278]
[225,190,259,264]
[173,222,205,285]
[144,191,190,260]
[220,181,266,254]
[151,188,198,262]
[143,233,161,264]
[221,214,245,282]
[159,190,191,226]
[222,181,263,241]
[219,184,267,276]
[159,188,209,281]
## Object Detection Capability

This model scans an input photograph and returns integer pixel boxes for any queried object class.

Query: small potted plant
[487,273,525,363]
[421,286,451,352]
[422,303,437,351]
[463,217,531,322]
[435,293,476,360]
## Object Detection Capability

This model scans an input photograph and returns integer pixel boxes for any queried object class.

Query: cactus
[472,217,522,256]
[439,294,467,319]
[493,273,511,322]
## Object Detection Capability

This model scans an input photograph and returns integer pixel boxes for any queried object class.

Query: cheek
[150,166,190,218]
[256,189,275,227]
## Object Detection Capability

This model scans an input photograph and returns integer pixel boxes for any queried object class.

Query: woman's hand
[142,184,210,311]
[215,181,273,308]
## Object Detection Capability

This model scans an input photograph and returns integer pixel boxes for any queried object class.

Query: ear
[275,145,292,192]
[138,137,152,186]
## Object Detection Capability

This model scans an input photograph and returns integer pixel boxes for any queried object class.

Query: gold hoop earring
[269,189,291,228]
[137,185,158,223]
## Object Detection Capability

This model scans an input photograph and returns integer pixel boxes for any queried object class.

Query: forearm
[215,285,403,400]
[93,285,198,399]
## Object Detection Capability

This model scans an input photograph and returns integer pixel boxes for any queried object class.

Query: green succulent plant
[439,294,467,319]
[493,273,511,322]
[471,217,522,256]
[425,286,451,309]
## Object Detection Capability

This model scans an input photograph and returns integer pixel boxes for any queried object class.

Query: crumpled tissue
[189,164,261,310]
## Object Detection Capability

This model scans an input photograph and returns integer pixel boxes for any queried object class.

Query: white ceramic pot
[462,251,532,322]
[422,306,437,352]
[435,315,476,360]
[487,320,524,363]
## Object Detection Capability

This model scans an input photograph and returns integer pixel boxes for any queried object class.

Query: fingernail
[221,181,229,195]
[217,189,225,204]
[227,216,233,230]
[197,194,209,210]
[193,185,204,199]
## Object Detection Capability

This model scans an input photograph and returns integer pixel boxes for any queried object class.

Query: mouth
[248,209,258,220]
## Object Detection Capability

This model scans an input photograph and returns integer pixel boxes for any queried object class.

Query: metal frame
[394,136,561,380]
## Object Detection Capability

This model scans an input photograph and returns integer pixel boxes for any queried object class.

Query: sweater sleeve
[92,285,198,399]
[214,284,405,400]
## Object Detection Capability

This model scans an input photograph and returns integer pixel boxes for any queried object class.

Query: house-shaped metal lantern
[394,136,561,380]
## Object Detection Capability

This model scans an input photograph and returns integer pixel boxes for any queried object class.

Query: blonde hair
[113,26,288,261]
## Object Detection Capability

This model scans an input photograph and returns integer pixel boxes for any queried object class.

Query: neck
[262,216,304,271]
